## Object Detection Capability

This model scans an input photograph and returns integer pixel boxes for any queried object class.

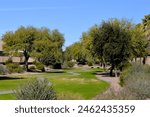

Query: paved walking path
[96,72,121,92]
[0,90,15,95]
[94,72,122,99]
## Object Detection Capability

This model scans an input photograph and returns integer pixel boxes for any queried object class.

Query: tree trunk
[114,67,117,78]
[24,50,30,72]
[102,57,106,71]
[143,56,146,64]
[135,58,137,62]
[110,64,114,76]
[24,57,29,72]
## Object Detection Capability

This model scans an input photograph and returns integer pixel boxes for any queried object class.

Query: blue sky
[0,0,150,48]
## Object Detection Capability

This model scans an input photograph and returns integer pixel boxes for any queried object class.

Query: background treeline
[1,14,150,75]
[65,15,150,76]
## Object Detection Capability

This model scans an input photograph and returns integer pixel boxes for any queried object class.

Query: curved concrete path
[96,72,121,92]
[0,90,15,95]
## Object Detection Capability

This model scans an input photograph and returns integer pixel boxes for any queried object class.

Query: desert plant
[6,63,23,73]
[0,64,8,75]
[95,88,137,100]
[120,63,150,99]
[15,78,57,100]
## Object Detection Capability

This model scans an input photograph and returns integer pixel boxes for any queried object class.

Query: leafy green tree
[2,26,37,71]
[92,19,133,76]
[131,24,148,64]
[80,26,99,64]
[33,28,64,67]
[2,26,65,71]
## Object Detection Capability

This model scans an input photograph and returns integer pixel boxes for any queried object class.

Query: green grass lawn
[0,94,16,100]
[0,68,109,100]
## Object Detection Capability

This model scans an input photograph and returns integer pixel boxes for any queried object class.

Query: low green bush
[5,59,13,64]
[35,62,45,72]
[29,66,36,71]
[0,64,8,75]
[6,63,23,73]
[15,78,57,100]
[87,61,93,66]
[62,61,74,68]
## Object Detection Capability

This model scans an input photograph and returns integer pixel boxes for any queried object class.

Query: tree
[142,14,150,40]
[92,19,133,76]
[33,28,65,67]
[131,24,148,64]
[2,26,65,71]
[142,14,150,55]
[2,26,37,71]
[80,26,99,65]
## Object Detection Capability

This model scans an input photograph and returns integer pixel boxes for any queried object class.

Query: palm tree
[142,14,150,64]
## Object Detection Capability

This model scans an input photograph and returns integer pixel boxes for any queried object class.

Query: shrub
[0,64,8,75]
[120,63,150,99]
[67,61,74,68]
[5,58,13,64]
[95,88,137,100]
[53,63,62,69]
[29,66,36,71]
[120,63,150,86]
[15,78,57,100]
[35,62,45,72]
[87,61,93,66]
[6,63,23,73]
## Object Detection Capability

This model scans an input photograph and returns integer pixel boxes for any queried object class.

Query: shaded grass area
[0,68,109,100]
[0,77,26,91]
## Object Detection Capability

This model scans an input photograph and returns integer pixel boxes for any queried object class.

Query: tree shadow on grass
[0,76,24,80]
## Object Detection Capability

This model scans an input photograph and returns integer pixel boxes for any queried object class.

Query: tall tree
[131,24,148,64]
[2,26,37,71]
[142,14,150,55]
[92,19,133,76]
[33,28,65,66]
[2,26,65,71]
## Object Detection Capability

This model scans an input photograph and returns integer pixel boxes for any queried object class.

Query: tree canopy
[2,26,64,71]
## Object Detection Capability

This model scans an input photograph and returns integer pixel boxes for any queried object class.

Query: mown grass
[0,93,16,100]
[0,68,109,100]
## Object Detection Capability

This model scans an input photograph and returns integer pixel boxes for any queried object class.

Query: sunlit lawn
[0,68,109,100]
